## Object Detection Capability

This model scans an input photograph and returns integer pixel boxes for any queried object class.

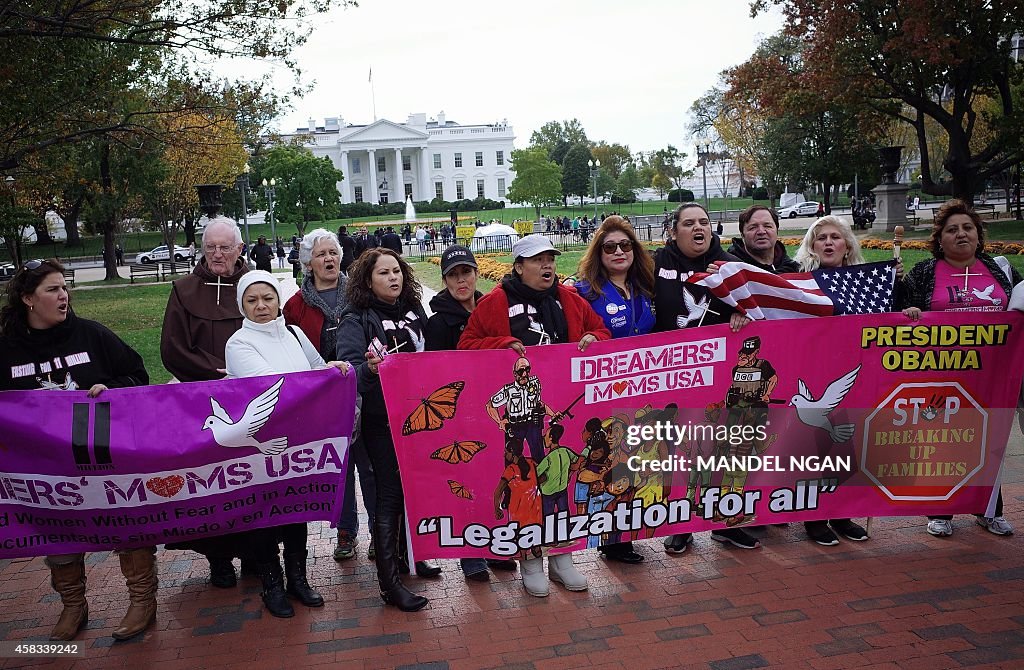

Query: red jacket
[283,292,325,352]
[459,284,611,350]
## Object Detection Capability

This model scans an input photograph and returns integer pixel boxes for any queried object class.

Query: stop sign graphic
[861,382,987,500]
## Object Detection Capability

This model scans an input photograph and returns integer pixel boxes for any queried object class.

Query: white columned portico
[394,148,403,202]
[367,149,378,203]
[339,151,351,203]
[419,147,432,201]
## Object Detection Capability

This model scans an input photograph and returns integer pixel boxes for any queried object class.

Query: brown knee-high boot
[112,547,158,640]
[47,558,88,641]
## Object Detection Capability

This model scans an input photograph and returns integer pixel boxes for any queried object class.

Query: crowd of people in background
[0,198,1019,639]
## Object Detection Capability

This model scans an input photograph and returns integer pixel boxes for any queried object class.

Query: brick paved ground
[2,429,1021,670]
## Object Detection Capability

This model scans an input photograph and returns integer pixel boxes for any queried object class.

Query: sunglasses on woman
[22,259,45,270]
[601,240,633,254]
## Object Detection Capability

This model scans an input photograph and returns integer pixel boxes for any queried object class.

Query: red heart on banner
[612,380,629,396]
[146,475,184,498]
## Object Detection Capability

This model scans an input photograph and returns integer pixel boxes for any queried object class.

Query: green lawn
[71,284,173,384]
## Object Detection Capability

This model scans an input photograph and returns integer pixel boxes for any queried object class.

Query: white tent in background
[470,223,519,252]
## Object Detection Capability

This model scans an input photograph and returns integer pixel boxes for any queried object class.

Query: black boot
[415,561,442,578]
[284,551,324,608]
[374,515,428,612]
[208,557,236,588]
[257,562,294,618]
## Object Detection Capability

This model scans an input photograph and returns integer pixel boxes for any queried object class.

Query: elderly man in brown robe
[160,216,250,588]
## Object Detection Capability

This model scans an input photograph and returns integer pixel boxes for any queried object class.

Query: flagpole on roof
[369,66,376,121]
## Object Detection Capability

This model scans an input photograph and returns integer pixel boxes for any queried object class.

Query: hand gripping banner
[380,311,1024,560]
[0,369,355,559]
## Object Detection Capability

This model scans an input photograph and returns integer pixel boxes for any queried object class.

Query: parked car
[137,245,194,264]
[778,201,821,218]
[0,263,15,279]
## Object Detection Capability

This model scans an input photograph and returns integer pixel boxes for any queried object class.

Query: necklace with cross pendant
[950,264,983,292]
[203,275,234,306]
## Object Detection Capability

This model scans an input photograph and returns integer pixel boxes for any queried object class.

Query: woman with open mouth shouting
[460,234,611,597]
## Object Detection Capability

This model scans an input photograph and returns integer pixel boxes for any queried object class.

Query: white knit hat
[236,270,281,315]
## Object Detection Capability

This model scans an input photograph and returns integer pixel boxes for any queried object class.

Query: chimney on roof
[437,110,446,126]
[308,117,317,131]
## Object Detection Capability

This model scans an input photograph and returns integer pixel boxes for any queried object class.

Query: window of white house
[456,180,464,199]
[354,186,363,203]
[404,183,413,198]
[377,156,386,173]
[433,153,441,169]
[496,150,504,166]
[434,181,444,200]
[497,178,506,198]
[475,152,483,167]
[476,179,485,198]
[454,152,462,168]
[352,157,361,174]
[402,155,411,171]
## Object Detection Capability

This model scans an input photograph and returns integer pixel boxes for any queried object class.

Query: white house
[280,112,516,205]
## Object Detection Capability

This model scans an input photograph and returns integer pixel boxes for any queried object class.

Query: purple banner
[0,369,355,559]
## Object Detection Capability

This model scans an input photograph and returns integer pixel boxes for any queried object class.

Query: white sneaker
[976,516,1014,536]
[548,552,588,591]
[520,556,549,597]
[927,519,953,537]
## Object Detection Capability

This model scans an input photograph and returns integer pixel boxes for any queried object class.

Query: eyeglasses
[204,245,237,255]
[601,240,633,254]
[22,259,44,270]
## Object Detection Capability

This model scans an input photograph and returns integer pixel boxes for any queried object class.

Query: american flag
[687,260,897,319]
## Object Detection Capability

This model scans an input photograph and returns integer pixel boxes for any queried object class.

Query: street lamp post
[696,143,711,212]
[4,175,20,268]
[236,164,251,248]
[588,159,600,222]
[262,177,276,244]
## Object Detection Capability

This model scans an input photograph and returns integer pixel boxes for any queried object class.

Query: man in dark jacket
[353,226,373,259]
[381,227,403,254]
[727,205,800,274]
[337,225,355,272]
[249,235,274,271]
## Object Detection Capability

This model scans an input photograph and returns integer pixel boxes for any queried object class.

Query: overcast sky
[260,0,784,156]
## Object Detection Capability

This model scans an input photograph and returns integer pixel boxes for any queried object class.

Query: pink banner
[381,311,1024,560]
[0,369,355,559]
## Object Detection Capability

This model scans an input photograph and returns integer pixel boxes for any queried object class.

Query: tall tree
[0,0,349,172]
[506,148,563,218]
[561,144,593,206]
[259,146,343,237]
[650,145,693,192]
[589,142,633,179]
[529,119,590,165]
[754,0,1024,202]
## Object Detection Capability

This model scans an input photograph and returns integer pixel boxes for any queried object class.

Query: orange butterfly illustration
[430,440,486,464]
[401,381,465,436]
[448,480,473,500]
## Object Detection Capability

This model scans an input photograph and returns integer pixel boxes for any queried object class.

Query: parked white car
[137,245,194,264]
[778,201,821,218]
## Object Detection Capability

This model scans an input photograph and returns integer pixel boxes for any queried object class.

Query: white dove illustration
[789,365,861,443]
[676,287,711,328]
[202,377,288,455]
[971,285,1001,305]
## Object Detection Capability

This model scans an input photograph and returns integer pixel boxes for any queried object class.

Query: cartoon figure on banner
[629,404,676,539]
[705,336,780,526]
[537,423,589,518]
[602,463,638,545]
[487,356,556,462]
[493,439,543,558]
[575,419,615,548]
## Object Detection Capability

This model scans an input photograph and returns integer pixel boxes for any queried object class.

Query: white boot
[520,556,549,597]
[548,552,588,591]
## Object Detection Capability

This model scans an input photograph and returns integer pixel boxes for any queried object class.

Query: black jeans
[361,417,405,526]
[247,523,308,563]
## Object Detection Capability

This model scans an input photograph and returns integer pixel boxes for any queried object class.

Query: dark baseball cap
[440,245,477,275]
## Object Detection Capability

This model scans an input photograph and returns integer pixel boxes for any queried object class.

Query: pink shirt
[930,260,1007,312]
